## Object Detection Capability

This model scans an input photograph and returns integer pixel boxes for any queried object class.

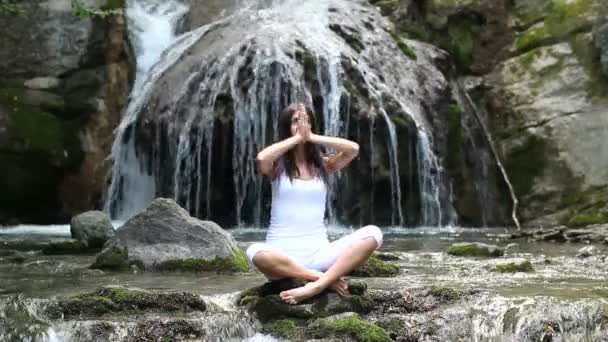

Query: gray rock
[100,198,242,268]
[70,211,114,249]
[447,242,504,257]
[23,77,60,90]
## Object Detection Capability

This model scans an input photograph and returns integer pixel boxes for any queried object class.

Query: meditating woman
[245,102,383,305]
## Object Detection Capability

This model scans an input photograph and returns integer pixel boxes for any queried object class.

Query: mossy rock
[493,260,535,273]
[91,247,129,270]
[155,249,249,274]
[51,286,206,318]
[514,0,599,53]
[389,31,417,60]
[370,0,398,16]
[428,286,466,302]
[0,240,48,251]
[42,240,87,255]
[447,242,504,257]
[564,213,608,227]
[269,319,299,339]
[350,256,399,277]
[309,313,392,342]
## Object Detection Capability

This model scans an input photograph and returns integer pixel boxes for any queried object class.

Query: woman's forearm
[256,136,302,175]
[310,134,359,156]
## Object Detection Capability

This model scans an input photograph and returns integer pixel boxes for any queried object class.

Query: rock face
[93,198,248,271]
[70,210,114,248]
[0,0,133,224]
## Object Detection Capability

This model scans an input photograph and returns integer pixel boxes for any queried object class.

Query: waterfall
[104,0,190,219]
[104,0,451,227]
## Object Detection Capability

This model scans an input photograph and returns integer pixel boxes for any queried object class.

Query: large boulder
[485,29,608,226]
[70,211,114,249]
[0,0,133,224]
[92,198,247,272]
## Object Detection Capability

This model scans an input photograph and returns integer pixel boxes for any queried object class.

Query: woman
[246,103,383,305]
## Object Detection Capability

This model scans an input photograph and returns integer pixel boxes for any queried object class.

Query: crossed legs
[247,225,383,304]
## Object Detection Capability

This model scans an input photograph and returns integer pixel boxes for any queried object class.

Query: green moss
[389,31,417,60]
[565,214,608,227]
[348,280,368,296]
[493,260,535,273]
[310,314,392,342]
[504,135,549,197]
[447,102,463,175]
[569,33,608,98]
[429,286,465,302]
[515,0,596,53]
[447,16,481,69]
[238,295,258,306]
[156,249,249,273]
[56,287,207,318]
[42,240,87,255]
[101,0,124,11]
[271,319,297,339]
[0,86,64,155]
[91,247,129,270]
[350,256,399,277]
[447,242,504,257]
[0,240,48,251]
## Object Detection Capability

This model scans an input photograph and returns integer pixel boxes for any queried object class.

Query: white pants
[245,225,383,274]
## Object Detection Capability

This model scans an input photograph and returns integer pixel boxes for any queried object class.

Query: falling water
[104,0,451,227]
[103,0,192,219]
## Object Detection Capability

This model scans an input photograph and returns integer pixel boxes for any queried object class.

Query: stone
[447,242,504,257]
[93,199,247,272]
[70,211,114,249]
[593,17,608,77]
[23,77,60,90]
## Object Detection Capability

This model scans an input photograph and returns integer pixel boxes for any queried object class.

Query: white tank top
[266,173,329,247]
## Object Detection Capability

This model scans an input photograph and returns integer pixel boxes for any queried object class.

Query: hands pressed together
[294,104,314,143]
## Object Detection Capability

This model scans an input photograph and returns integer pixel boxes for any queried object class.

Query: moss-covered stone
[52,287,206,318]
[428,286,466,302]
[156,249,249,273]
[569,33,608,98]
[565,213,608,227]
[373,252,400,261]
[493,260,535,273]
[348,280,368,296]
[503,307,520,333]
[514,0,598,53]
[91,247,129,270]
[504,135,550,197]
[0,240,47,251]
[389,31,417,60]
[447,242,504,257]
[309,313,392,342]
[252,295,315,323]
[42,240,87,255]
[329,24,365,53]
[350,256,399,277]
[270,319,298,339]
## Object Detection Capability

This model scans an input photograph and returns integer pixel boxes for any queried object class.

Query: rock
[447,242,504,257]
[23,77,60,90]
[238,279,374,323]
[70,211,114,249]
[373,252,400,261]
[485,32,608,226]
[92,199,247,273]
[493,259,534,273]
[593,16,608,77]
[48,286,206,319]
[505,243,519,252]
[576,245,598,258]
[90,247,129,270]
[350,256,400,277]
[308,312,392,342]
[42,240,86,255]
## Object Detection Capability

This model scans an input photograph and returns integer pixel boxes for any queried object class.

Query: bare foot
[312,272,348,297]
[330,278,348,297]
[280,282,324,304]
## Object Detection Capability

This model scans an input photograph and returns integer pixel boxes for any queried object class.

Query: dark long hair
[274,103,328,184]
